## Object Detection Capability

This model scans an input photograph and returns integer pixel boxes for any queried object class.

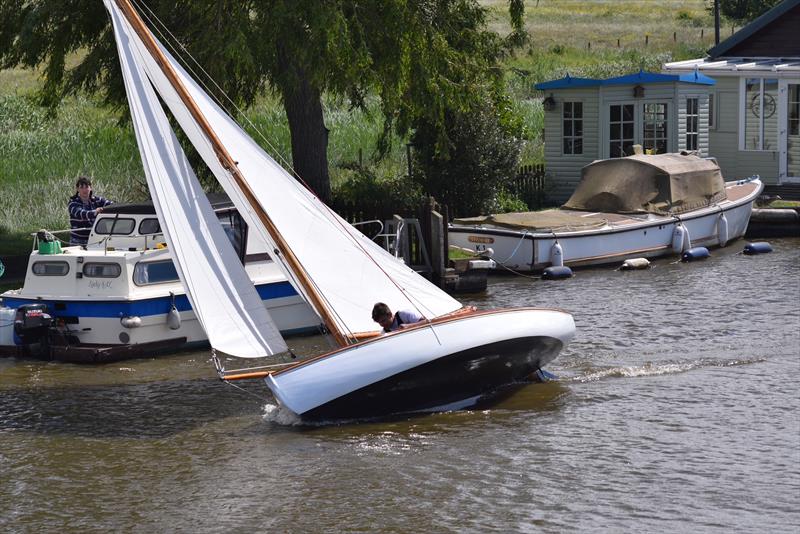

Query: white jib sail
[107,0,287,357]
[113,9,463,337]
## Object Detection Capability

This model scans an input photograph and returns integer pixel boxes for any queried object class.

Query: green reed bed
[1,0,721,245]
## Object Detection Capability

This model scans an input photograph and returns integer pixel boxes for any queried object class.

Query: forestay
[106,0,287,357]
[111,5,462,338]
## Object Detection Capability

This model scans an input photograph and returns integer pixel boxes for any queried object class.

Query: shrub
[410,99,522,218]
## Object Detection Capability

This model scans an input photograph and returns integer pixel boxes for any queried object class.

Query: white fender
[167,305,181,330]
[671,224,686,254]
[717,212,729,247]
[550,241,564,267]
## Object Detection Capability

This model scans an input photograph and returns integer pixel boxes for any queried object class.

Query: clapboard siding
[541,80,714,203]
[543,88,601,203]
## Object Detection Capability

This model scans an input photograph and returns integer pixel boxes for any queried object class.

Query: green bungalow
[534,71,716,203]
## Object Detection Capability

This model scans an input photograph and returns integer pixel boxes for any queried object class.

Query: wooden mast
[114,0,349,347]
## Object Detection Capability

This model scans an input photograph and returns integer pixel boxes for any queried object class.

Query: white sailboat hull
[266,308,575,420]
[449,179,762,272]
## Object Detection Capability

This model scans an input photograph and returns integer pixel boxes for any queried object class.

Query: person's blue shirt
[68,191,112,245]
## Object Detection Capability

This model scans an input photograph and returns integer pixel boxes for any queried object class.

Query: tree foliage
[0,0,525,203]
[411,97,522,218]
[711,0,782,24]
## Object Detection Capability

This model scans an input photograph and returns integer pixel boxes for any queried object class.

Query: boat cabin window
[32,261,70,276]
[139,218,161,235]
[133,260,179,285]
[217,209,247,262]
[83,262,122,278]
[94,217,136,235]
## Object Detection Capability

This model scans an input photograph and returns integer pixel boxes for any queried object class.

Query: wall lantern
[633,84,645,98]
[542,95,556,111]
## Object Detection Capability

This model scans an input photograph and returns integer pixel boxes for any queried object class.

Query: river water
[1,238,798,532]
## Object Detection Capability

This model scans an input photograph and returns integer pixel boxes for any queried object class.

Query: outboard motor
[13,304,54,347]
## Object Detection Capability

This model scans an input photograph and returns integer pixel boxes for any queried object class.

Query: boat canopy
[563,153,727,215]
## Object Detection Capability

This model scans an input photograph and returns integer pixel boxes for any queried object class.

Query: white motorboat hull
[449,179,763,272]
[266,308,575,420]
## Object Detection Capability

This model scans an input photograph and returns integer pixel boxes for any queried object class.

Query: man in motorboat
[68,176,113,245]
[371,302,425,333]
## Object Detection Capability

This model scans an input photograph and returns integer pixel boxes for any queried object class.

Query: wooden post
[645,34,649,46]
[429,204,445,288]
[673,32,676,42]
[617,38,620,48]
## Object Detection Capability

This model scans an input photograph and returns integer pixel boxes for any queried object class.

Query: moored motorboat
[0,199,320,363]
[449,153,763,272]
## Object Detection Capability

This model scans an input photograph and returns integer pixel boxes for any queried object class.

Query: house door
[779,81,800,183]
[606,101,670,158]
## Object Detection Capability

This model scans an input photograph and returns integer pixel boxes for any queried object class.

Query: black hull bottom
[302,336,563,421]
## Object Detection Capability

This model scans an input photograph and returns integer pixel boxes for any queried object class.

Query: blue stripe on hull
[2,281,298,318]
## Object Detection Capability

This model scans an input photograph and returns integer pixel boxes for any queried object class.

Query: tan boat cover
[453,209,609,232]
[563,153,727,215]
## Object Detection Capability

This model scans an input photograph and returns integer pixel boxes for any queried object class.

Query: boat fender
[717,213,729,247]
[120,316,142,328]
[550,241,564,267]
[681,246,710,262]
[542,265,573,280]
[743,242,773,255]
[671,224,691,253]
[167,306,181,330]
[620,258,651,270]
[671,224,685,254]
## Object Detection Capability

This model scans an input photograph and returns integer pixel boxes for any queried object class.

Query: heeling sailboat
[106,0,576,420]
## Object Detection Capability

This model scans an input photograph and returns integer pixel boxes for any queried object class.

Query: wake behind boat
[449,153,763,272]
[102,0,575,421]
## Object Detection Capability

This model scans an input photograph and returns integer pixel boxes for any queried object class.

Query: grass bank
[1,0,720,251]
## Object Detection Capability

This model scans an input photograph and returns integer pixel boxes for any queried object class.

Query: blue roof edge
[534,71,715,90]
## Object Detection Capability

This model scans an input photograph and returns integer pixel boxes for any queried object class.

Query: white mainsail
[107,2,463,340]
[107,0,287,357]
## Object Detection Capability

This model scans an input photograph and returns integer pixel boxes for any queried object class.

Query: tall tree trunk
[281,68,331,204]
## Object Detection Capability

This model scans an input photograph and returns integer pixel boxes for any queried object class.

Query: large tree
[712,0,782,24]
[0,0,524,203]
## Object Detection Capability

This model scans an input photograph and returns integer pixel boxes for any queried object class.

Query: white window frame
[685,97,699,151]
[739,77,778,152]
[562,101,584,155]
[603,99,672,158]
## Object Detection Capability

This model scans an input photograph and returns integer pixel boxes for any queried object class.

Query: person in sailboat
[68,176,113,245]
[371,302,425,333]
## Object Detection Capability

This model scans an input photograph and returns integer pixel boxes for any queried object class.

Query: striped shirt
[68,193,113,245]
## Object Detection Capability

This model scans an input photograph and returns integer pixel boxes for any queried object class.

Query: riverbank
[1,0,718,237]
